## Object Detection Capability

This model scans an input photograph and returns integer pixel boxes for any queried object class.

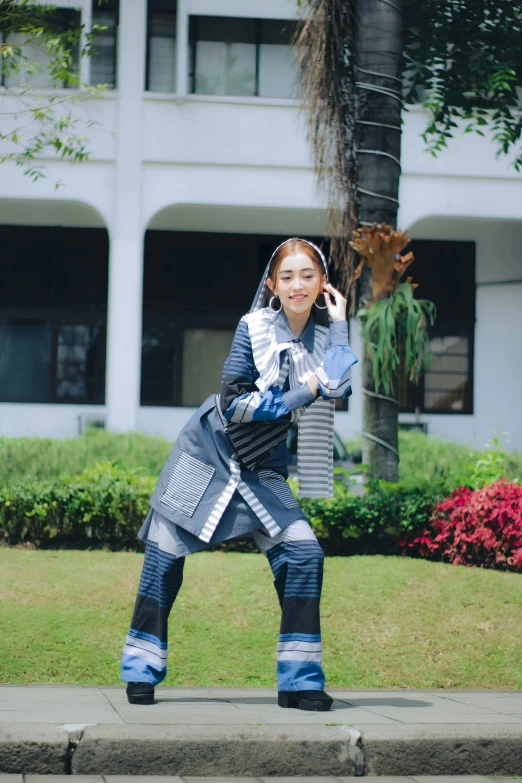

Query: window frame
[0,308,107,405]
[399,321,475,415]
[0,8,82,91]
[141,310,239,408]
[0,225,109,406]
[145,2,177,93]
[90,0,119,90]
[398,239,476,416]
[188,15,299,99]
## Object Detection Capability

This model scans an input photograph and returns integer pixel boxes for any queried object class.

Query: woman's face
[267,251,326,317]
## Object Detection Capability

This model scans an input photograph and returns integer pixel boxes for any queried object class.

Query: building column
[175,0,189,97]
[105,0,147,432]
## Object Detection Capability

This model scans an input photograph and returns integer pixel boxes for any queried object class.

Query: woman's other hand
[322,282,347,322]
[307,373,319,397]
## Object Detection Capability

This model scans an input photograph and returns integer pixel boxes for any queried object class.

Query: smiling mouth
[290,295,306,300]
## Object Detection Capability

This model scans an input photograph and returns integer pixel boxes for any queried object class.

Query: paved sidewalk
[0,687,521,776]
[3,685,522,726]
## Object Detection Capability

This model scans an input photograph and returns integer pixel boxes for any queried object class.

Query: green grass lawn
[1,548,521,689]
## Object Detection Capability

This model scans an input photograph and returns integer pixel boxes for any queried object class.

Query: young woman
[121,238,358,711]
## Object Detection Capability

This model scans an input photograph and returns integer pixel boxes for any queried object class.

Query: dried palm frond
[350,222,415,302]
[294,0,359,311]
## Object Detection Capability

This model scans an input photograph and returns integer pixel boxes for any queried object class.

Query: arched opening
[0,200,109,405]
[140,206,328,409]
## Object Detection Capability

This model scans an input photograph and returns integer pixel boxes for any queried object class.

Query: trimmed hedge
[1,430,520,560]
[296,479,444,555]
[0,462,154,549]
[0,429,171,490]
[0,460,444,554]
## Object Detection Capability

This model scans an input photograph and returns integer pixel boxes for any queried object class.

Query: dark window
[0,226,108,404]
[398,240,475,414]
[146,0,177,93]
[91,0,119,88]
[1,9,81,89]
[189,16,299,99]
[140,231,346,409]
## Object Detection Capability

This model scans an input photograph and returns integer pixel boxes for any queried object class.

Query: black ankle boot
[126,681,155,705]
[278,689,333,711]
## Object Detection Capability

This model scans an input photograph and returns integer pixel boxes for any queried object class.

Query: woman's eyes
[280,275,314,281]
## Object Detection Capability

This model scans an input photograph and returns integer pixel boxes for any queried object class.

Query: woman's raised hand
[322,282,347,322]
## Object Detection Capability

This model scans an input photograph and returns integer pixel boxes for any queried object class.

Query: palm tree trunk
[355,0,404,482]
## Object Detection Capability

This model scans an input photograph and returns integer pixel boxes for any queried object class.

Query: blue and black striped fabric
[121,534,325,692]
[121,541,184,685]
[267,539,325,691]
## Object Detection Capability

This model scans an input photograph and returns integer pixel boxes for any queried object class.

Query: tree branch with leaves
[403,0,522,171]
[0,0,107,184]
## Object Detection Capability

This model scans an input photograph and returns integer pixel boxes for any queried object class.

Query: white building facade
[0,0,521,450]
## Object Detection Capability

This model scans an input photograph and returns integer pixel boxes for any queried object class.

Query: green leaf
[357,283,437,395]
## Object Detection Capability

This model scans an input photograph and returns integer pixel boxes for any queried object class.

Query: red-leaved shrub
[399,480,522,571]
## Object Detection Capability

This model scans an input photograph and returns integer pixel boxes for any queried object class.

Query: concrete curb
[2,722,522,776]
[71,724,364,777]
[0,725,70,774]
[360,723,522,776]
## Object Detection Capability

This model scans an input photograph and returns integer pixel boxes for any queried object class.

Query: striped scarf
[244,309,335,498]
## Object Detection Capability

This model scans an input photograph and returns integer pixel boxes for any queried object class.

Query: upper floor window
[398,240,475,415]
[146,0,177,93]
[1,9,80,90]
[90,0,119,89]
[189,16,299,99]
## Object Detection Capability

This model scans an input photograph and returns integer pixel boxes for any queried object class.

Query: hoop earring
[314,296,328,310]
[269,296,282,312]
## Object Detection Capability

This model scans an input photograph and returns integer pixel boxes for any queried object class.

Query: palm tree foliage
[358,283,436,396]
[295,0,518,481]
[350,222,436,397]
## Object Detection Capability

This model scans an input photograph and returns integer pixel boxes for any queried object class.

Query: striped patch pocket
[258,470,299,509]
[160,452,215,517]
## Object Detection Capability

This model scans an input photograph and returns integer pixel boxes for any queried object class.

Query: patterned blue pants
[121,522,325,691]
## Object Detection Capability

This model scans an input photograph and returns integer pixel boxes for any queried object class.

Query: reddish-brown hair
[267,239,325,282]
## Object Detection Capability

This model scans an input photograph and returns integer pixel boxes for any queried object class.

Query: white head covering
[250,238,331,328]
